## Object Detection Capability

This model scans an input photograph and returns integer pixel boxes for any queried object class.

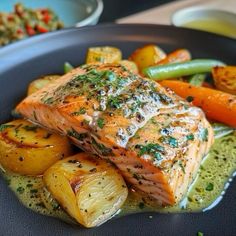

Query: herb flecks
[186,133,194,141]
[0,124,14,132]
[67,129,88,141]
[91,138,113,156]
[136,143,165,161]
[199,128,208,142]
[160,136,178,148]
[71,107,86,116]
[97,118,105,129]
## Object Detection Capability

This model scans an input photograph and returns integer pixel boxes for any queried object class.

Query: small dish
[172,7,236,38]
[0,0,103,27]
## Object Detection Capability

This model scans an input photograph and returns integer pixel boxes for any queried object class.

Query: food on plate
[188,73,207,86]
[129,44,166,71]
[143,59,224,80]
[119,60,139,73]
[16,63,213,205]
[0,119,72,175]
[212,66,236,95]
[0,43,236,228]
[44,153,128,227]
[159,80,236,127]
[27,75,60,95]
[0,3,63,46]
[156,49,191,65]
[86,46,122,64]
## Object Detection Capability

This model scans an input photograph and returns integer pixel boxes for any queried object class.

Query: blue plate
[0,0,103,27]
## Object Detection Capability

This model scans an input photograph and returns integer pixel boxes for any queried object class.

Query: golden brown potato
[86,46,122,64]
[0,119,72,175]
[212,66,236,95]
[129,44,166,72]
[27,75,60,95]
[119,60,139,73]
[44,153,128,228]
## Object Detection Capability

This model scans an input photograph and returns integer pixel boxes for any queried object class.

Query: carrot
[156,49,191,65]
[159,80,236,127]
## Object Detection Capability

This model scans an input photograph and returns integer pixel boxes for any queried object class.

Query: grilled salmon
[16,64,214,205]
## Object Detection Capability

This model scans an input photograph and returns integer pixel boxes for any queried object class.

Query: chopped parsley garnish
[97,118,105,129]
[107,96,123,109]
[0,124,14,132]
[205,183,214,191]
[186,134,194,141]
[199,128,208,142]
[160,136,178,148]
[136,143,165,160]
[67,129,88,141]
[91,138,113,156]
[71,107,86,116]
[168,137,178,148]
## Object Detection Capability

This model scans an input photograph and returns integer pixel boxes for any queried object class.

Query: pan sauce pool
[1,131,236,225]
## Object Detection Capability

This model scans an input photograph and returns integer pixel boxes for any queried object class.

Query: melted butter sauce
[1,131,236,224]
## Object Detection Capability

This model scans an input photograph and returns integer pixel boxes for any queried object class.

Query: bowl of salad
[0,0,103,46]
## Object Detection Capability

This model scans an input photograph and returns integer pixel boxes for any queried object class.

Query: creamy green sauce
[182,19,236,39]
[1,131,236,224]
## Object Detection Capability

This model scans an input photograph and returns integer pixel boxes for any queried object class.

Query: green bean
[143,59,225,80]
[189,73,207,86]
[64,62,74,74]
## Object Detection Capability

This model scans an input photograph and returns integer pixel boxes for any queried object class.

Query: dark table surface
[99,0,176,22]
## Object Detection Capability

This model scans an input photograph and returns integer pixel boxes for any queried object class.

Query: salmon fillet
[16,64,214,205]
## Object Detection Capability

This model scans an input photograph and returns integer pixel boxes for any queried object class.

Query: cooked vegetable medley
[0,44,235,228]
[0,3,63,46]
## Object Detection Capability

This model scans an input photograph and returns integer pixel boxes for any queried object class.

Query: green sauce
[1,131,236,223]
[182,19,236,39]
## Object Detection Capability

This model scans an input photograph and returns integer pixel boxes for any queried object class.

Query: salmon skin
[16,64,214,205]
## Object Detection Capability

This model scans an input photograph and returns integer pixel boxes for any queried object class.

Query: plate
[0,24,236,236]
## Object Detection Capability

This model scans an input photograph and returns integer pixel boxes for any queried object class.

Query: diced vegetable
[64,62,74,74]
[27,75,60,95]
[0,119,72,175]
[159,80,236,127]
[156,49,191,65]
[143,59,225,80]
[44,153,128,228]
[189,73,207,86]
[86,46,122,64]
[212,66,236,95]
[129,44,166,71]
[119,60,138,73]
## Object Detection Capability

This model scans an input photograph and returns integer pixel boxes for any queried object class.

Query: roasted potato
[119,60,139,73]
[44,153,128,228]
[0,119,72,175]
[27,75,60,95]
[212,66,236,95]
[129,44,166,72]
[86,46,122,64]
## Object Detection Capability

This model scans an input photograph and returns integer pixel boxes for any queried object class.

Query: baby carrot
[159,80,236,127]
[156,49,191,65]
